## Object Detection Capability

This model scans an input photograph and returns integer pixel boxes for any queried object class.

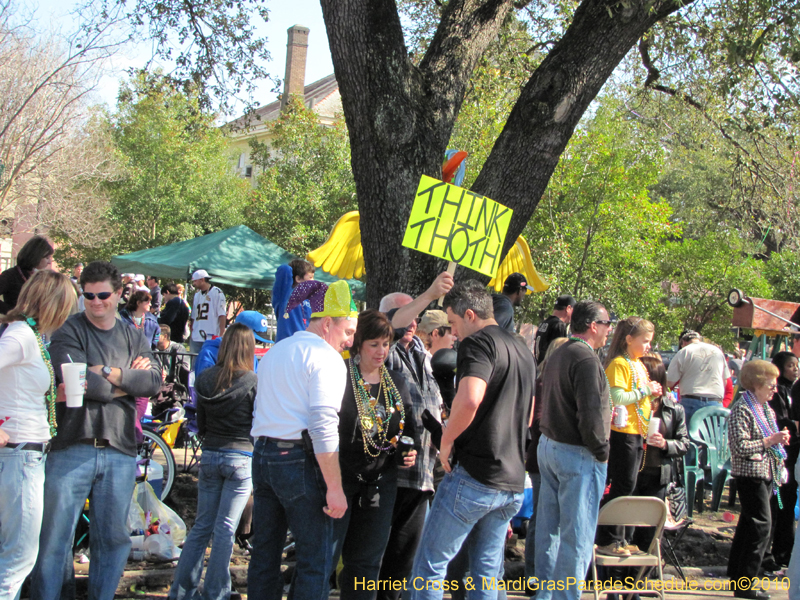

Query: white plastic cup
[130,535,144,551]
[647,416,661,443]
[61,363,87,407]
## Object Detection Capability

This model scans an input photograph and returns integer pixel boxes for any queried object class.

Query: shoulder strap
[0,322,8,337]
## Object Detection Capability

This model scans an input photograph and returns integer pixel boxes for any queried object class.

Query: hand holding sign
[427,271,454,300]
[402,176,513,278]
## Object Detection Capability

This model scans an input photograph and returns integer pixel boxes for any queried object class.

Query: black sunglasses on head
[83,292,114,300]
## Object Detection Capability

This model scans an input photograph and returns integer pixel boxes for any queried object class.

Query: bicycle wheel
[139,429,176,501]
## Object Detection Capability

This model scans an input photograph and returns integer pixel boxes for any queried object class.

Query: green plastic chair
[682,441,705,518]
[687,405,732,512]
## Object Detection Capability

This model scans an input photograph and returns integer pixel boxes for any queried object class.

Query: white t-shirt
[0,321,52,443]
[191,286,226,342]
[251,331,346,454]
[667,341,731,399]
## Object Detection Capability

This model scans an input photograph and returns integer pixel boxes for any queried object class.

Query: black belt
[259,436,304,447]
[5,441,51,453]
[79,438,110,448]
[682,395,721,401]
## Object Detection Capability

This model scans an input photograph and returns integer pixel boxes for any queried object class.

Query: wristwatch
[101,366,113,379]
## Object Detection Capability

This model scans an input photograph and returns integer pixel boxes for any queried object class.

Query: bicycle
[138,427,176,501]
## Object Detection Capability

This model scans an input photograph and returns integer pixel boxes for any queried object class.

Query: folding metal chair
[591,497,668,600]
[661,517,692,582]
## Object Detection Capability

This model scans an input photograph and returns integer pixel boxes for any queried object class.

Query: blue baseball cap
[234,310,271,343]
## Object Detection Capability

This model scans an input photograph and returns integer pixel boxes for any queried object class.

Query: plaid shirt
[386,340,442,493]
[728,399,781,481]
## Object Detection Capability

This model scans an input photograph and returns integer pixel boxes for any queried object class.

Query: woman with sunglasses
[120,290,160,350]
[119,290,161,443]
[0,270,76,598]
[727,360,790,599]
[595,317,663,557]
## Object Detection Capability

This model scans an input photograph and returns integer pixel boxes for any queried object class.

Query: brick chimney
[281,25,309,110]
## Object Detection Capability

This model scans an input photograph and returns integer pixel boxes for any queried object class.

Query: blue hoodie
[272,264,311,342]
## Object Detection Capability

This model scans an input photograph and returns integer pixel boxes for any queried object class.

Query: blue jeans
[679,397,721,428]
[534,435,607,600]
[445,534,508,600]
[523,472,541,584]
[247,438,334,600]
[0,446,46,600]
[409,464,522,600]
[331,470,398,600]
[30,444,137,600]
[169,449,253,600]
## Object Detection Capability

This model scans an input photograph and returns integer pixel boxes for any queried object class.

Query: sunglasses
[595,320,615,326]
[83,292,114,300]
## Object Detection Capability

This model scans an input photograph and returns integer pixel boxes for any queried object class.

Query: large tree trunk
[321,0,691,307]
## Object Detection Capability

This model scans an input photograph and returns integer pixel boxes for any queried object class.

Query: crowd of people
[1,235,800,600]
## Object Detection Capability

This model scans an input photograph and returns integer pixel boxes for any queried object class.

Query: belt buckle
[42,442,51,454]
[94,438,105,448]
[277,442,294,449]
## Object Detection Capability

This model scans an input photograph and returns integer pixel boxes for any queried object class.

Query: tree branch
[419,0,516,139]
[470,0,696,264]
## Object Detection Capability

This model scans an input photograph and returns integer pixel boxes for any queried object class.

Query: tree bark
[321,0,693,307]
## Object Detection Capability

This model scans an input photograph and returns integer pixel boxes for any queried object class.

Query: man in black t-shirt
[409,281,535,600]
[533,294,575,363]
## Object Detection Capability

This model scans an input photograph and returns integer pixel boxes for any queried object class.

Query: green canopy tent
[110,225,365,299]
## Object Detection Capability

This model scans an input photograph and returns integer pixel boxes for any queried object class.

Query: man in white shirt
[248,280,357,600]
[667,330,731,425]
[188,269,226,355]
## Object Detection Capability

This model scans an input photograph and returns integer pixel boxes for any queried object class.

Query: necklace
[623,353,652,437]
[22,316,57,437]
[743,390,787,506]
[569,336,613,413]
[622,353,653,472]
[349,358,405,458]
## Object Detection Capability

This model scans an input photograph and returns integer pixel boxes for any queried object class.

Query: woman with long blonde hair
[0,270,76,598]
[169,323,257,600]
[595,317,663,557]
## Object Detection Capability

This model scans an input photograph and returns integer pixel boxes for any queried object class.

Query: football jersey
[191,286,226,341]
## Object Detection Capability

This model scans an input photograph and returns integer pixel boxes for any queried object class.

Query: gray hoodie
[195,366,257,451]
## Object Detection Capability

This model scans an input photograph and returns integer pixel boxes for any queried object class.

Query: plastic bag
[127,494,147,533]
[131,481,187,546]
[143,528,181,561]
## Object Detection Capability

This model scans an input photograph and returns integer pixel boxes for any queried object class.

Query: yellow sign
[402,175,513,277]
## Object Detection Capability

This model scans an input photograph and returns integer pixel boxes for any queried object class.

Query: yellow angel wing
[489,236,550,293]
[307,211,365,279]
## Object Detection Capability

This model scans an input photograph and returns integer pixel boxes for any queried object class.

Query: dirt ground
[85,476,744,599]
[161,473,738,570]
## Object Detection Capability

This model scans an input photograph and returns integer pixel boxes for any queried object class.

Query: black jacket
[651,395,690,484]
[195,366,257,451]
[772,376,798,443]
[158,297,190,343]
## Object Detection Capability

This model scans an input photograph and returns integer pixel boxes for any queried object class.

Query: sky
[32,0,335,114]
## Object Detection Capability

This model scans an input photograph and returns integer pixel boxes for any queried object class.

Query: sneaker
[624,543,647,556]
[596,542,630,556]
